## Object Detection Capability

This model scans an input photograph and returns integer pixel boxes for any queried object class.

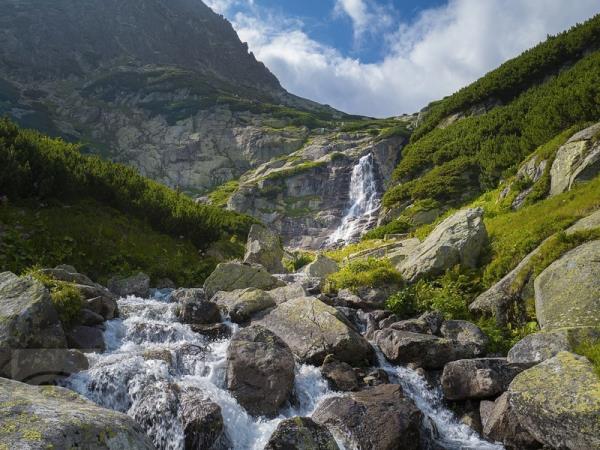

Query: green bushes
[283,251,315,272]
[362,217,413,240]
[208,180,239,208]
[325,258,403,294]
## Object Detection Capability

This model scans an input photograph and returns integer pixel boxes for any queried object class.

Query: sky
[204,0,600,117]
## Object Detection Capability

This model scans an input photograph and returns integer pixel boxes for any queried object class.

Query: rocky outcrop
[211,288,275,323]
[108,272,150,298]
[508,352,600,449]
[550,122,600,196]
[226,325,295,417]
[534,240,600,330]
[265,417,340,450]
[399,208,488,282]
[258,296,374,366]
[243,224,285,273]
[203,262,283,299]
[302,255,339,278]
[313,384,422,450]
[0,377,154,449]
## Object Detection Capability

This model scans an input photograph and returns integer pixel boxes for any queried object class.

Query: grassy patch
[208,180,239,208]
[283,251,315,272]
[575,340,600,378]
[324,239,387,262]
[325,258,403,294]
[363,217,413,240]
[263,161,327,181]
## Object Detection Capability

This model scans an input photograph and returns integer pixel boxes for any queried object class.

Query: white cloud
[333,0,393,40]
[231,0,600,117]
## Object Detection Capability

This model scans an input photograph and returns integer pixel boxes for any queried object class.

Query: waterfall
[329,153,380,245]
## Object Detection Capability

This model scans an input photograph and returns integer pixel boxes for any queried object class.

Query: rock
[534,240,600,330]
[170,288,206,303]
[441,358,524,400]
[265,417,340,450]
[226,325,295,417]
[203,262,284,299]
[7,348,89,385]
[508,352,600,449]
[313,384,422,450]
[40,267,96,286]
[0,377,154,449]
[108,272,150,298]
[243,224,286,273]
[78,308,106,327]
[268,282,306,305]
[374,329,478,369]
[211,288,275,323]
[179,386,228,450]
[360,368,390,387]
[66,325,106,352]
[190,323,231,340]
[480,393,541,450]
[387,311,444,335]
[440,320,489,357]
[0,272,67,376]
[550,122,600,196]
[302,254,339,278]
[174,290,221,325]
[321,355,360,392]
[507,331,572,366]
[399,208,488,282]
[258,297,374,366]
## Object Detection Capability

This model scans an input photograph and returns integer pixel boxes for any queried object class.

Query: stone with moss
[211,288,275,323]
[508,351,600,449]
[203,262,284,299]
[264,416,340,450]
[301,254,339,278]
[0,377,154,449]
[243,224,286,273]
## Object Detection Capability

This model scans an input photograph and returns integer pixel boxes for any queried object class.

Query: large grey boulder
[258,297,374,366]
[550,122,600,196]
[108,272,150,298]
[243,224,286,273]
[399,208,488,282]
[313,384,422,450]
[507,331,571,366]
[534,240,600,330]
[211,288,275,323]
[7,348,88,385]
[204,262,284,299]
[302,254,339,278]
[321,355,360,392]
[226,325,295,417]
[172,289,221,325]
[264,417,340,450]
[66,325,106,352]
[441,358,523,400]
[0,377,154,449]
[374,329,479,369]
[268,282,306,305]
[508,352,600,449]
[440,320,489,357]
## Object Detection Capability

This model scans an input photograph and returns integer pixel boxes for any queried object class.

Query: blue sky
[205,0,600,117]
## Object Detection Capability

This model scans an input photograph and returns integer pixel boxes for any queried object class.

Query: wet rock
[170,288,206,303]
[480,393,541,450]
[268,282,306,305]
[0,377,154,449]
[302,254,339,278]
[78,308,106,327]
[176,296,221,325]
[212,288,275,323]
[264,417,340,450]
[259,297,374,366]
[226,325,295,417]
[358,367,390,387]
[86,295,119,320]
[374,329,477,369]
[313,384,422,450]
[7,348,88,385]
[108,272,150,298]
[441,358,523,400]
[203,262,284,299]
[244,224,286,273]
[190,323,231,340]
[507,331,571,366]
[399,208,488,282]
[180,386,229,450]
[66,325,106,352]
[508,352,600,449]
[439,320,489,357]
[534,240,600,330]
[321,355,360,392]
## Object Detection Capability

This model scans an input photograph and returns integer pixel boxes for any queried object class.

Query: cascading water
[329,153,380,245]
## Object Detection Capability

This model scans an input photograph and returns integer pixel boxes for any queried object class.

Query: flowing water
[65,291,503,450]
[329,153,380,245]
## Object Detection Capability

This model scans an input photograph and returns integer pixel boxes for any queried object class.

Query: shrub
[283,251,315,272]
[325,258,403,294]
[363,217,413,240]
[51,284,85,325]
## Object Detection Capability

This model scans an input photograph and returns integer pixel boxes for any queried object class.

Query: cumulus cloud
[231,0,600,117]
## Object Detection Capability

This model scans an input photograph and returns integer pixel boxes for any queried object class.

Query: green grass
[324,258,403,294]
[324,239,388,262]
[362,217,413,240]
[263,161,327,181]
[283,251,315,272]
[208,180,239,208]
[575,340,600,378]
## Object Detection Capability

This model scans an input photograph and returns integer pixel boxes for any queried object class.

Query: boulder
[264,417,340,450]
[302,254,339,278]
[534,241,600,330]
[179,386,228,450]
[172,289,221,325]
[258,297,374,366]
[7,348,88,385]
[78,308,106,327]
[441,358,523,400]
[226,325,295,417]
[211,288,275,323]
[0,377,154,449]
[440,320,489,357]
[480,393,541,450]
[268,282,306,305]
[374,329,478,369]
[550,122,600,196]
[86,295,119,320]
[40,267,96,286]
[399,208,488,282]
[243,224,286,273]
[313,384,422,450]
[203,262,284,299]
[508,352,600,449]
[507,331,571,366]
[321,355,360,392]
[170,288,206,303]
[108,272,150,298]
[66,325,106,352]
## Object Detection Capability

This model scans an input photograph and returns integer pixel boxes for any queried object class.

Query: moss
[22,429,42,441]
[50,284,85,325]
[575,340,600,378]
[325,258,403,294]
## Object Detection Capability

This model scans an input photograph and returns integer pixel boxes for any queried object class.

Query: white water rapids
[329,153,381,245]
[65,292,503,450]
